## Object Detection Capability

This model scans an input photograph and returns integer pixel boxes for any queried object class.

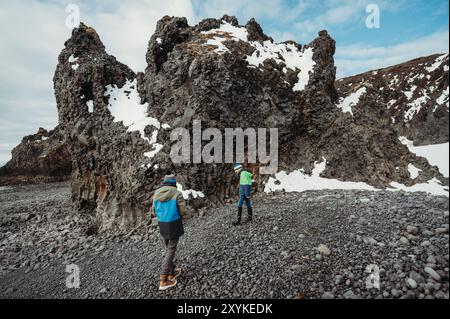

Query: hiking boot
[159,274,177,291]
[168,267,182,282]
[232,207,242,226]
[245,207,253,223]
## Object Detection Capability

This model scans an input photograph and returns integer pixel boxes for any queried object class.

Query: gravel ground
[0,183,448,299]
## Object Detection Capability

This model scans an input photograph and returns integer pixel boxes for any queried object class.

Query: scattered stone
[322,292,335,299]
[422,230,434,236]
[317,244,331,256]
[406,278,418,289]
[424,267,441,281]
[1,181,449,299]
[426,256,436,265]
[435,228,448,235]
[335,275,344,285]
[343,290,360,299]
[391,289,401,298]
[290,265,302,272]
[421,241,431,247]
[364,237,377,245]
[399,237,410,245]
[406,226,419,235]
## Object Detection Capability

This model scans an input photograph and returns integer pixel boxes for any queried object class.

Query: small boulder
[317,244,331,256]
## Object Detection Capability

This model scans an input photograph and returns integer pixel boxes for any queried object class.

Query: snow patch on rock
[202,22,249,53]
[105,79,163,158]
[68,54,78,63]
[336,87,367,116]
[404,85,417,100]
[68,54,79,70]
[400,136,449,177]
[434,87,449,111]
[86,100,94,113]
[246,41,315,91]
[408,163,421,179]
[425,54,448,73]
[404,91,430,122]
[264,158,377,193]
[390,178,448,197]
[202,22,315,91]
[177,183,205,200]
[265,157,448,196]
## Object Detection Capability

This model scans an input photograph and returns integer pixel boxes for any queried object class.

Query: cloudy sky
[0,0,448,166]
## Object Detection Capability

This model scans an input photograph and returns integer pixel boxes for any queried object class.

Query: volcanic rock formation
[0,127,71,185]
[53,16,447,232]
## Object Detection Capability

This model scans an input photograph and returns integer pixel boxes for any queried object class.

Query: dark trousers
[160,236,178,275]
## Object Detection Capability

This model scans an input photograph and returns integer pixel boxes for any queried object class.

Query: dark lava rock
[336,54,449,145]
[0,127,71,185]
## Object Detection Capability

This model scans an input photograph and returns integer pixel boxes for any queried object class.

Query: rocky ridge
[0,127,71,185]
[336,54,449,145]
[53,16,447,232]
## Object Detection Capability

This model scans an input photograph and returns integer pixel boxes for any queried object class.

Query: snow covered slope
[400,137,449,178]
[336,54,449,145]
[265,157,449,197]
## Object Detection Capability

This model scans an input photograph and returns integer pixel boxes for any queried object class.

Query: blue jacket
[152,184,187,240]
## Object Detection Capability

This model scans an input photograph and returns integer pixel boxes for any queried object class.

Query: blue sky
[0,0,449,166]
[195,0,448,47]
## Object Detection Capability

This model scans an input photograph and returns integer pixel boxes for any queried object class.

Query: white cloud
[82,0,196,71]
[266,29,297,42]
[295,2,362,35]
[193,0,311,25]
[335,30,450,78]
[294,0,406,41]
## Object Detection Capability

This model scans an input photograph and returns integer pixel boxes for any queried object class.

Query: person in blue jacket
[150,174,188,291]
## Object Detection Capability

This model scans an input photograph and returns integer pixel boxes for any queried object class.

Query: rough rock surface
[336,54,449,145]
[53,23,145,231]
[53,17,446,232]
[0,183,448,299]
[0,127,71,185]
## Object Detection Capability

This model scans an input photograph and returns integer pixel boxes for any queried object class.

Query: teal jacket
[152,184,187,240]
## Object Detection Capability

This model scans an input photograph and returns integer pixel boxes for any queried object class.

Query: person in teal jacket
[232,163,253,226]
[149,174,188,291]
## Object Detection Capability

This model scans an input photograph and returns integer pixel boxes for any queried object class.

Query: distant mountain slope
[336,54,449,145]
[0,127,71,185]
